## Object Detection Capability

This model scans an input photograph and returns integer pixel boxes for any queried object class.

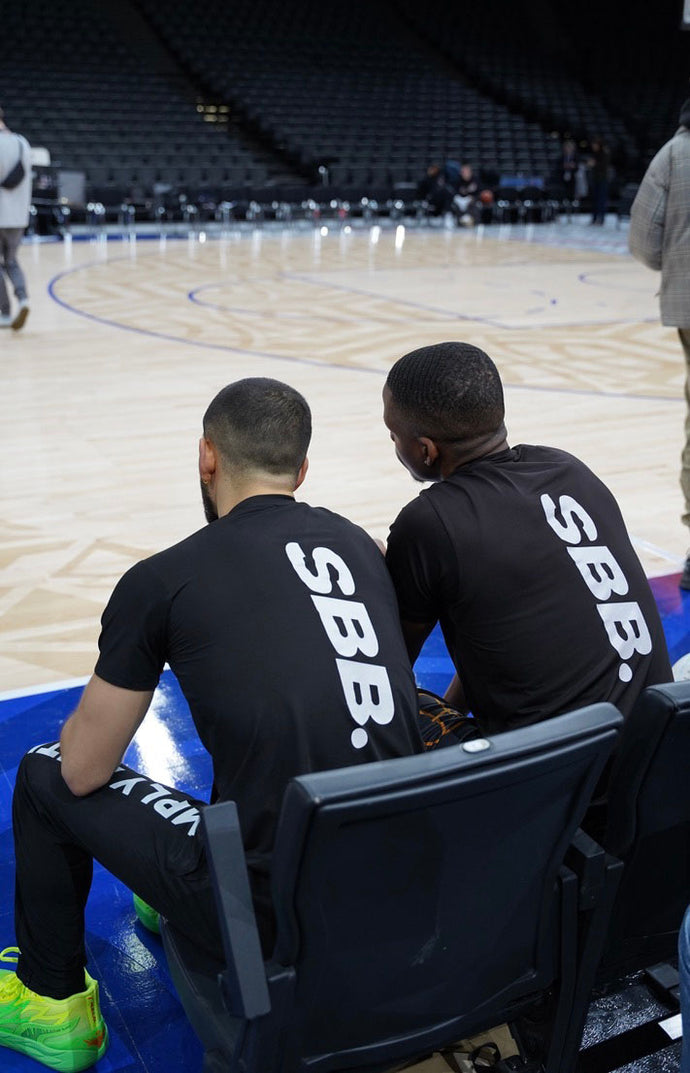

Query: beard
[200,479,218,523]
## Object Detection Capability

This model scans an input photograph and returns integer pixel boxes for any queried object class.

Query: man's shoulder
[123,525,210,579]
[514,443,610,489]
[514,443,586,467]
[145,501,375,567]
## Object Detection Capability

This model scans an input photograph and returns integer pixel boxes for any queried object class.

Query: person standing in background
[629,99,690,588]
[588,136,610,225]
[0,107,31,331]
[552,136,578,203]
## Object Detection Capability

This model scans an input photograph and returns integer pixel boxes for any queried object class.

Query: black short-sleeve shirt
[96,495,422,885]
[386,446,671,732]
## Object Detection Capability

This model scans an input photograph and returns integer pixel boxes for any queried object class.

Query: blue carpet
[1,571,688,1072]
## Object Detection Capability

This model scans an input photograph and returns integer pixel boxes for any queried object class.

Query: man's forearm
[59,712,116,797]
[444,672,469,714]
[59,675,153,797]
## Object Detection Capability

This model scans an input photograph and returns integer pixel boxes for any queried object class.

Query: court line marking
[47,257,385,376]
[46,250,679,403]
[630,537,685,567]
[282,269,658,330]
[0,676,88,702]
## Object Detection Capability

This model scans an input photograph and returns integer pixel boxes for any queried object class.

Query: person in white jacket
[629,98,690,588]
[0,108,31,331]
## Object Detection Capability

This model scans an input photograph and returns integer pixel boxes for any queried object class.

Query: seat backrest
[599,680,690,977]
[262,704,621,1072]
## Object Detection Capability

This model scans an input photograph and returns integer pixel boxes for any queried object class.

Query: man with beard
[383,341,671,735]
[0,378,422,1072]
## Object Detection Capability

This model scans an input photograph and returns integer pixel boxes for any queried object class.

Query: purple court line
[187,282,409,325]
[282,270,508,326]
[46,250,679,404]
[47,257,386,376]
[282,271,661,331]
[577,270,659,297]
[190,279,561,323]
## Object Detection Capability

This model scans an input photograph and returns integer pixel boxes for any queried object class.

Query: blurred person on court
[450,162,480,225]
[0,377,423,1071]
[550,136,578,203]
[416,163,454,217]
[0,107,31,331]
[587,135,611,225]
[629,98,690,589]
[383,341,672,736]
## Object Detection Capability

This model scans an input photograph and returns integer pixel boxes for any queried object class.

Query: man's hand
[60,674,153,796]
[444,672,469,714]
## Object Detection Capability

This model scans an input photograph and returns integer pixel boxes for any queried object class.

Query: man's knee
[15,743,64,806]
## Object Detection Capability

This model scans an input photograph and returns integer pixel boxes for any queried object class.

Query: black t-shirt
[386,446,671,733]
[96,495,422,922]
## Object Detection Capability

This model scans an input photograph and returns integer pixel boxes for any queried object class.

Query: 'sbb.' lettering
[286,542,394,749]
[540,493,652,683]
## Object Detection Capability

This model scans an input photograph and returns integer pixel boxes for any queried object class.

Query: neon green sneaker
[132,893,161,935]
[0,947,108,1071]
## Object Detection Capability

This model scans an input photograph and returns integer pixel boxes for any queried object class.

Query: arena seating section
[1,0,687,221]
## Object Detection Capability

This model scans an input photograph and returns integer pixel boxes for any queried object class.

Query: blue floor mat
[1,571,688,1072]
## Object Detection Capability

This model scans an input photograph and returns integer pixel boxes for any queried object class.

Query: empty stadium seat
[597,680,690,980]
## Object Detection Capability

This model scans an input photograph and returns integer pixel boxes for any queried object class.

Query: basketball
[479,189,494,205]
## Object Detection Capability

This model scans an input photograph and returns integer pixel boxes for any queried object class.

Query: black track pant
[12,743,220,1000]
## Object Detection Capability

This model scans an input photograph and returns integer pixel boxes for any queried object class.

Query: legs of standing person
[0,227,29,329]
[591,180,608,224]
[0,230,11,322]
[678,330,690,588]
[680,905,690,1073]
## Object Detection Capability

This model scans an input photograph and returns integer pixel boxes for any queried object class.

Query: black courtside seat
[162,704,622,1073]
[596,680,690,981]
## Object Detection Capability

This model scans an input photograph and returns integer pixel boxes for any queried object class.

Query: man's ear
[198,436,218,483]
[419,436,440,469]
[294,456,309,491]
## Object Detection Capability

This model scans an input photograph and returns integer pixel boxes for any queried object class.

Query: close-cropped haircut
[203,378,311,477]
[386,341,505,441]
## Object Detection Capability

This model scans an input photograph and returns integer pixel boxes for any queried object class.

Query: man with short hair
[0,107,31,330]
[0,377,422,1071]
[629,98,690,588]
[383,341,671,735]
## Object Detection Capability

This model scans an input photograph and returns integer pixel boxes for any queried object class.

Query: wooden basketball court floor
[0,215,688,1071]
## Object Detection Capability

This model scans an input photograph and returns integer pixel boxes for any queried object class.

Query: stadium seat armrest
[203,802,272,1020]
[565,828,607,910]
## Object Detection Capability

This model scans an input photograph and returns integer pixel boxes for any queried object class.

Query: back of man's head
[680,99,690,129]
[203,377,311,479]
[386,341,505,441]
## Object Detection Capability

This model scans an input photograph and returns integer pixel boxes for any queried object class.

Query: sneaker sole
[11,306,29,331]
[0,1022,108,1071]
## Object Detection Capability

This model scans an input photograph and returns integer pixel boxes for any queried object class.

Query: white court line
[0,676,89,702]
[630,535,685,568]
[0,664,173,704]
